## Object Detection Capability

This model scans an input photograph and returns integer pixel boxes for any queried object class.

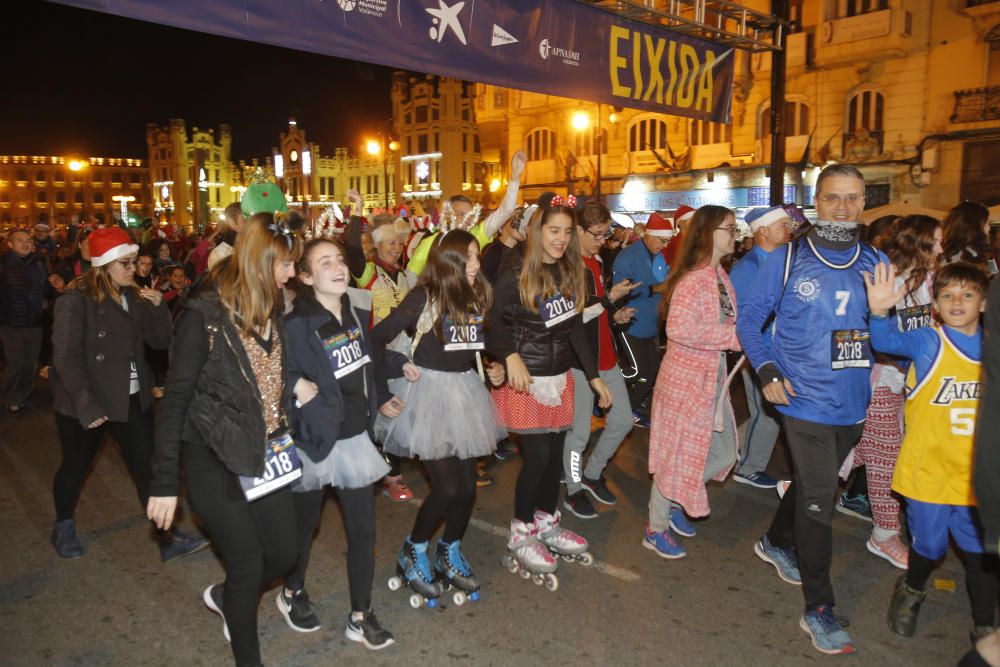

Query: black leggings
[514,432,566,523]
[183,442,298,667]
[409,457,477,543]
[288,485,376,612]
[907,548,999,627]
[52,394,153,521]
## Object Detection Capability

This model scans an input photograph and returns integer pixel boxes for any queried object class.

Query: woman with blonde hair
[644,205,742,560]
[49,226,207,561]
[148,214,306,667]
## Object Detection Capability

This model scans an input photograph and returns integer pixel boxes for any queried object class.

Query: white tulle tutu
[373,366,506,461]
[295,431,390,491]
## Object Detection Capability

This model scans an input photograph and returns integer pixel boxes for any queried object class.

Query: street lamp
[571,112,590,131]
[366,134,398,210]
[68,159,88,172]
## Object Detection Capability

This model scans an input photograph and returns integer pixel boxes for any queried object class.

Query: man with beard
[736,164,884,656]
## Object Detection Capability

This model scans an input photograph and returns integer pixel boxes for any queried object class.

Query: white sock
[872,526,897,542]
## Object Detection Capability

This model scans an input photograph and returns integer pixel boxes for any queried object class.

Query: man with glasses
[613,211,675,427]
[0,228,49,413]
[737,165,884,655]
[729,206,792,490]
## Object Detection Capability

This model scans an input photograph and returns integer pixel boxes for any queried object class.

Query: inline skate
[535,510,594,566]
[500,518,559,591]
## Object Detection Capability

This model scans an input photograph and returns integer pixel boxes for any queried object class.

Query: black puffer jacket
[151,282,292,496]
[487,258,598,379]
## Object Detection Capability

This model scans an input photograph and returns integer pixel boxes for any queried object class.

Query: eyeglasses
[585,228,614,241]
[816,194,865,206]
[716,225,739,235]
[115,259,137,269]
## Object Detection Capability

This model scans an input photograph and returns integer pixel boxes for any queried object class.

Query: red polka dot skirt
[492,371,575,434]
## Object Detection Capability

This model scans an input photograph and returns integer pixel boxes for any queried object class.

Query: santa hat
[645,212,676,238]
[744,206,788,232]
[673,205,696,225]
[90,227,138,267]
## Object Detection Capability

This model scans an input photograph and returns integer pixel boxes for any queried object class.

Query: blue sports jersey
[736,235,886,426]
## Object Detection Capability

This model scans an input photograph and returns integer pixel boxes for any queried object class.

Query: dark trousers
[766,415,864,610]
[514,432,566,523]
[625,333,660,412]
[288,485,376,613]
[52,394,153,521]
[1,325,42,406]
[184,441,298,667]
[410,457,478,543]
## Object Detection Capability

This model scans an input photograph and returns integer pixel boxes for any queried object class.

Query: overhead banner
[51,0,734,122]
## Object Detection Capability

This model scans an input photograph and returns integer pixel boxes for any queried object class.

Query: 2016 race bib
[443,314,484,351]
[238,431,302,501]
[897,304,932,332]
[830,329,873,370]
[318,324,371,379]
[540,293,576,328]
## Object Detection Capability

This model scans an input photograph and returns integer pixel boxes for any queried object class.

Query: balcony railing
[952,86,1000,123]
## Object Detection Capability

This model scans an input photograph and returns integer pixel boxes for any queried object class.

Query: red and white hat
[673,205,696,226]
[645,212,676,238]
[90,227,139,267]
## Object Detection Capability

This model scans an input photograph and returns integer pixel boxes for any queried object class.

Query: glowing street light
[366,139,381,156]
[68,159,87,171]
[489,178,501,193]
[571,111,590,130]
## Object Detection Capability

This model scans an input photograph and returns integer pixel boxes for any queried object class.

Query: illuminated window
[689,120,732,146]
[629,118,669,152]
[526,128,556,161]
[846,87,884,138]
[35,170,46,184]
[842,0,888,17]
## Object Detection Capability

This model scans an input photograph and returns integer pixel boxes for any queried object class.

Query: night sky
[4,1,395,161]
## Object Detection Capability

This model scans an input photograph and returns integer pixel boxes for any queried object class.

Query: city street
[0,379,975,667]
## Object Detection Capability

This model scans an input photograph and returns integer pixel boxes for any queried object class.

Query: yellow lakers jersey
[892,327,981,505]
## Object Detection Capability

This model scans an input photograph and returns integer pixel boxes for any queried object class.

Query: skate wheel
[453,591,467,606]
[426,597,438,609]
[579,552,594,566]
[519,567,531,579]
[506,560,519,574]
[387,576,402,592]
[469,590,480,602]
[532,573,544,586]
[544,573,559,592]
[409,594,422,609]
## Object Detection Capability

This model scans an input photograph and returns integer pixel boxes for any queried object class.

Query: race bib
[238,431,302,501]
[830,329,873,370]
[897,304,932,332]
[443,314,484,351]
[317,324,371,379]
[540,293,576,328]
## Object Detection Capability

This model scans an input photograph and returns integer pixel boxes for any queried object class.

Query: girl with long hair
[49,226,206,561]
[278,238,398,648]
[644,205,742,559]
[488,199,612,588]
[942,201,994,274]
[147,214,305,667]
[371,229,507,607]
[853,214,943,570]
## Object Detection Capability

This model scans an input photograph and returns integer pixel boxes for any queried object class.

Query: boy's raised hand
[863,261,905,317]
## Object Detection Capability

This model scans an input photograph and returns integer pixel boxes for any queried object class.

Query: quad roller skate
[535,510,594,566]
[434,539,480,606]
[387,538,443,609]
[500,519,560,591]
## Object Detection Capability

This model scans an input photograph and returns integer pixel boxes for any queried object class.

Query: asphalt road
[0,380,976,666]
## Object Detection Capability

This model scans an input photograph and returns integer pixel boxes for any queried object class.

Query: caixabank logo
[426,0,468,45]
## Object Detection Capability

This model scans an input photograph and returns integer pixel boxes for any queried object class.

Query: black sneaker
[203,584,231,642]
[563,490,598,519]
[276,588,321,633]
[345,611,395,650]
[582,476,618,505]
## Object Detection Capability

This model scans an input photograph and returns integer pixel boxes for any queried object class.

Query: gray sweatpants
[0,326,41,407]
[734,367,781,476]
[648,353,736,531]
[563,366,632,494]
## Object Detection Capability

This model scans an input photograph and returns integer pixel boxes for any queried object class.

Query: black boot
[52,519,85,558]
[887,574,926,637]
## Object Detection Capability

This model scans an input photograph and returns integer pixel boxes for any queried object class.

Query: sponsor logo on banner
[491,24,518,47]
[337,0,386,16]
[426,0,468,45]
[539,38,580,66]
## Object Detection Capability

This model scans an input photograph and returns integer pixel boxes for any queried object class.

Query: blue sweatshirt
[612,240,667,339]
[736,236,886,426]
[871,318,981,380]
[730,245,773,354]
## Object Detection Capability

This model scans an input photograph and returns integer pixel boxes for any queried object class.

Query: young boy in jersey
[865,261,998,641]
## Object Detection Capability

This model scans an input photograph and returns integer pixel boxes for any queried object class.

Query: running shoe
[733,471,779,489]
[276,588,321,633]
[582,475,618,505]
[345,612,395,650]
[382,475,414,502]
[642,527,687,559]
[563,490,598,519]
[800,605,855,655]
[835,493,872,522]
[754,534,801,585]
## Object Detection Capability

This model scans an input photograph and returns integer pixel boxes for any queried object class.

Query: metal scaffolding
[577,0,786,53]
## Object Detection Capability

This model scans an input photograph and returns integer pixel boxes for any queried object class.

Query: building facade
[0,154,148,228]
[477,0,1000,216]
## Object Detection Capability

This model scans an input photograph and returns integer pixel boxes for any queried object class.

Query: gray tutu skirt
[295,431,390,491]
[374,367,506,461]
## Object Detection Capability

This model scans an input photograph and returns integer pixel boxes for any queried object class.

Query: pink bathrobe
[648,264,741,518]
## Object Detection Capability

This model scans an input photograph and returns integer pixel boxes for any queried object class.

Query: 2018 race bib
[318,324,371,379]
[830,329,873,370]
[897,304,932,332]
[443,314,484,351]
[540,293,576,328]
[238,431,302,501]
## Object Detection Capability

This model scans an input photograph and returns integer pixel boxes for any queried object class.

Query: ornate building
[0,154,148,227]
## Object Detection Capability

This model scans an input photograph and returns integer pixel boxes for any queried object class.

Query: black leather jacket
[151,283,291,496]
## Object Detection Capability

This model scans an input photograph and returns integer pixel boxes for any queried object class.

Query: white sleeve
[481,179,521,239]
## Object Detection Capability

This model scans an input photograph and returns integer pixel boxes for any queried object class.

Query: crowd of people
[2,159,1000,666]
